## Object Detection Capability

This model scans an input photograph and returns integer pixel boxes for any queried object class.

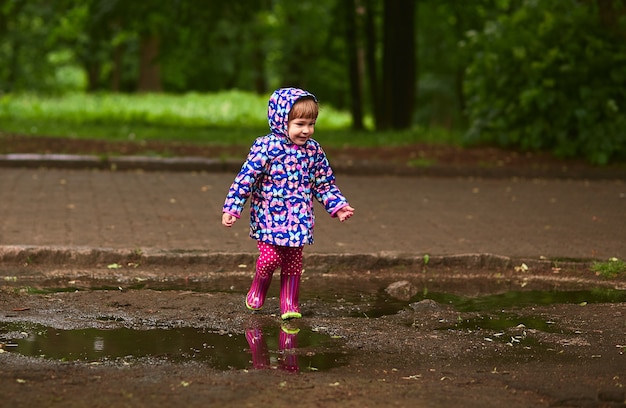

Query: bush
[463,0,626,164]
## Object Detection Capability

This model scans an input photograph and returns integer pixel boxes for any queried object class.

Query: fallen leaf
[514,263,529,272]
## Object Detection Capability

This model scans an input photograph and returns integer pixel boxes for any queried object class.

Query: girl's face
[287,117,316,146]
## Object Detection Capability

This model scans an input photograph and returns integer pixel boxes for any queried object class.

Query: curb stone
[0,153,624,180]
[0,245,593,275]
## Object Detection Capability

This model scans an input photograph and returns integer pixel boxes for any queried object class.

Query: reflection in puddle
[2,277,625,369]
[353,287,626,347]
[354,288,626,318]
[453,314,561,332]
[246,325,301,372]
[0,322,347,372]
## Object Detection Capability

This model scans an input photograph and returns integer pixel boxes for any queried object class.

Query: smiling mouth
[289,135,309,145]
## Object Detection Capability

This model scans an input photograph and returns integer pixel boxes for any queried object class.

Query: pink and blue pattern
[223,88,348,247]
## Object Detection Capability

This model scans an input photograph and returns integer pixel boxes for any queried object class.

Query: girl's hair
[289,96,318,120]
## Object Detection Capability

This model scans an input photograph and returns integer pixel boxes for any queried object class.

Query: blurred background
[1,0,625,164]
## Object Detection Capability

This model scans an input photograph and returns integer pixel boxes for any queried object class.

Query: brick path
[1,167,624,260]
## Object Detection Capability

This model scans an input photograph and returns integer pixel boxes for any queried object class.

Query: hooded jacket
[223,87,349,247]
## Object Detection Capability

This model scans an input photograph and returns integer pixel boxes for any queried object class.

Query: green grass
[591,258,626,279]
[0,91,465,148]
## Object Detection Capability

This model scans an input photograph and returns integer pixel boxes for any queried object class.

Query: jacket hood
[268,87,317,137]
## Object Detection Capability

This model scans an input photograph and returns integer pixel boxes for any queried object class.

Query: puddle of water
[3,277,625,365]
[0,322,347,372]
[347,287,626,346]
[432,288,626,312]
[354,288,626,318]
[453,314,560,333]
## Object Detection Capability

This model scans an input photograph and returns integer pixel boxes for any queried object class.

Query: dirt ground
[1,263,625,408]
[3,133,623,178]
[1,134,625,407]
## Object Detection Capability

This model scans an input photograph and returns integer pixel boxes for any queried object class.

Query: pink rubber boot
[245,271,273,311]
[280,272,302,320]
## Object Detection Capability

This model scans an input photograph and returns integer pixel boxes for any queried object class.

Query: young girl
[222,87,354,320]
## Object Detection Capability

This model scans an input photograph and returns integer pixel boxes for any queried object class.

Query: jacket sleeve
[311,146,349,217]
[222,138,267,218]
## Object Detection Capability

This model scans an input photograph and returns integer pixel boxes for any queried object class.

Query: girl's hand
[222,213,237,227]
[336,205,355,222]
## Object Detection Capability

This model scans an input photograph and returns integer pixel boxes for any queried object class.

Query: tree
[380,0,417,130]
[360,0,417,130]
[344,0,365,130]
[464,0,626,164]
[71,0,123,92]
[0,0,64,92]
[362,0,383,129]
[124,1,172,92]
[415,0,508,129]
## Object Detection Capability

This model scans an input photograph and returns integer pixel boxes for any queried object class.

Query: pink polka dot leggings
[246,242,303,319]
[256,241,303,277]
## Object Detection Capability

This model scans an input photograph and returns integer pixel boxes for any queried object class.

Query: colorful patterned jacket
[222,88,349,247]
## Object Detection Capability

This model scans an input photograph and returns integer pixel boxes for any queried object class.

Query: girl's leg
[279,246,304,320]
[246,242,280,310]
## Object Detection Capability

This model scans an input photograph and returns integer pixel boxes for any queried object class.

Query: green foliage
[463,0,626,164]
[265,0,348,107]
[0,91,463,147]
[0,91,349,144]
[591,258,626,279]
[0,91,271,128]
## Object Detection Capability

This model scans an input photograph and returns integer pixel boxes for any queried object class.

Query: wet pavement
[0,165,624,264]
[1,157,626,407]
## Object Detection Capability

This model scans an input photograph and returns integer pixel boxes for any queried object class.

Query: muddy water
[355,287,626,317]
[0,322,347,372]
[2,277,625,371]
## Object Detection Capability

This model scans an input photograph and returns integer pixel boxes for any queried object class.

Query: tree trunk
[381,0,416,130]
[346,0,364,130]
[86,61,100,92]
[593,0,626,38]
[1,1,23,92]
[363,0,383,129]
[110,43,124,92]
[251,45,267,94]
[138,34,162,92]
